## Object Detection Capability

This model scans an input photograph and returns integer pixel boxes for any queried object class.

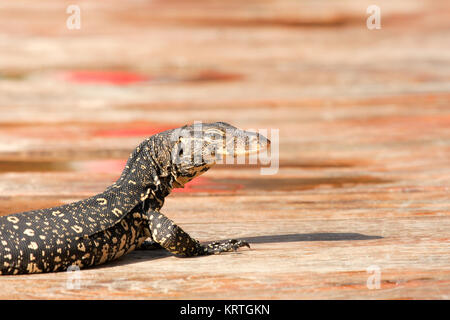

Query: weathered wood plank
[0,0,448,299]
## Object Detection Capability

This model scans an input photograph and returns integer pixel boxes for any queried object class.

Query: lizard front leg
[136,239,162,250]
[145,211,250,257]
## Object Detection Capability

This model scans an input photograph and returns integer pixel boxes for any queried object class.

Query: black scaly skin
[0,122,265,275]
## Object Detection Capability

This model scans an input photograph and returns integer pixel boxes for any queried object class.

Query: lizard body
[0,122,269,275]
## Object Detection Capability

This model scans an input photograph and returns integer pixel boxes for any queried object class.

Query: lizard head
[168,122,270,188]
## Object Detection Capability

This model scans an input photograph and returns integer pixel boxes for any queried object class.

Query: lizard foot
[205,239,250,254]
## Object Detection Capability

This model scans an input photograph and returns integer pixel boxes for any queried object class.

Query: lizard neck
[111,138,176,212]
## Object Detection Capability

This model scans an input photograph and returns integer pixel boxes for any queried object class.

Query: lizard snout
[222,129,270,157]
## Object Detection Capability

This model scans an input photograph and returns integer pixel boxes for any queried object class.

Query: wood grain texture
[0,0,449,299]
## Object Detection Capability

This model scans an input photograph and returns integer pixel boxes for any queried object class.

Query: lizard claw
[228,239,250,250]
[206,239,250,254]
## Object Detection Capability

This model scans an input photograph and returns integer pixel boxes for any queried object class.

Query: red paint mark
[59,70,149,85]
[172,177,211,193]
[93,125,176,138]
[57,69,242,86]
[173,177,244,194]
[76,160,127,174]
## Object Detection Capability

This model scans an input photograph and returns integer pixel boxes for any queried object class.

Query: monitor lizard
[0,122,270,275]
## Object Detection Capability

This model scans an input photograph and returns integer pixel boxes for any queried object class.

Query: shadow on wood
[238,233,383,243]
[95,232,382,270]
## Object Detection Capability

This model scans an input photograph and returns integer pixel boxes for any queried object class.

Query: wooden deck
[0,0,449,299]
